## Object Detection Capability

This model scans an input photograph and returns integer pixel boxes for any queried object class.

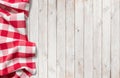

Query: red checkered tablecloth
[0,0,36,78]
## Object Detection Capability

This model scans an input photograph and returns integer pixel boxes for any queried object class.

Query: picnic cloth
[0,0,36,78]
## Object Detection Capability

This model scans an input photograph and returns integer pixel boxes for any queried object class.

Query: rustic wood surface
[28,0,120,78]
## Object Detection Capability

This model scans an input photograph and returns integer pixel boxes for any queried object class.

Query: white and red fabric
[0,0,36,78]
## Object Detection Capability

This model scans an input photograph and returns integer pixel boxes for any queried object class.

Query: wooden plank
[65,0,75,78]
[38,0,48,78]
[56,0,66,78]
[93,0,102,78]
[111,0,120,78]
[29,0,39,78]
[47,0,57,78]
[84,0,93,78]
[102,0,111,78]
[74,0,84,78]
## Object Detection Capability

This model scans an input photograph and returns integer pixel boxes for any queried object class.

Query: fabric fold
[0,0,36,78]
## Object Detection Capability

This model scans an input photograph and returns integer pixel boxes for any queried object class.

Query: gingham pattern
[0,0,36,78]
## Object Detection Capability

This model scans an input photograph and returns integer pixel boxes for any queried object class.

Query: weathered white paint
[56,0,66,78]
[84,0,93,78]
[75,0,84,78]
[29,0,120,78]
[93,0,102,78]
[111,0,119,78]
[102,0,111,78]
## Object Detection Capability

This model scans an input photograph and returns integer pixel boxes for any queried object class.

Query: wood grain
[111,0,119,78]
[84,0,93,78]
[93,0,102,78]
[102,0,111,78]
[75,0,84,78]
[47,0,57,78]
[56,0,66,78]
[65,0,75,78]
[38,0,48,78]
[29,0,120,78]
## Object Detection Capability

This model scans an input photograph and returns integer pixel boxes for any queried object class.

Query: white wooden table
[29,0,120,78]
